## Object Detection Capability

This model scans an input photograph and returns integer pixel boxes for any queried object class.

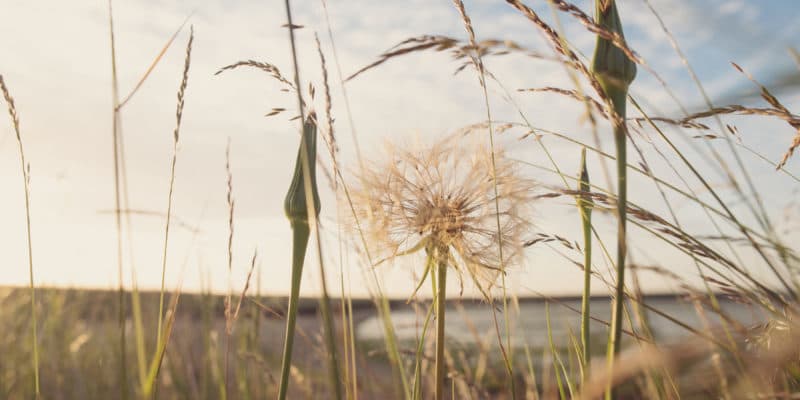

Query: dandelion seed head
[350,134,536,295]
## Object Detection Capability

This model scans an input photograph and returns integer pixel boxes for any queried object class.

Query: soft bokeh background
[0,0,798,297]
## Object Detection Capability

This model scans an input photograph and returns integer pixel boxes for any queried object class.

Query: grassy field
[2,0,800,399]
[1,287,769,399]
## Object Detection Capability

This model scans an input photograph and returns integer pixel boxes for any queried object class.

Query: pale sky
[0,0,798,298]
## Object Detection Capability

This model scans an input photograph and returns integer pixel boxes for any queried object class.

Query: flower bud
[591,0,636,97]
[284,113,321,223]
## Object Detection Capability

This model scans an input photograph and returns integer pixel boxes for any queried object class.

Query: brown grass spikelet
[0,75,20,138]
[224,136,235,329]
[347,34,550,82]
[215,59,294,89]
[730,62,800,169]
[173,26,193,142]
[504,0,612,111]
[349,134,536,296]
[519,86,607,117]
[314,33,339,189]
[780,133,800,169]
[548,0,643,65]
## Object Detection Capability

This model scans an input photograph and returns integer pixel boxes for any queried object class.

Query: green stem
[434,255,448,400]
[156,142,178,353]
[278,221,310,400]
[545,302,567,400]
[605,86,628,400]
[578,148,593,381]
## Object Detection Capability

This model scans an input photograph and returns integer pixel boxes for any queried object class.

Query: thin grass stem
[106,1,128,398]
[1,74,40,400]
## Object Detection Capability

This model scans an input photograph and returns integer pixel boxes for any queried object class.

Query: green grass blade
[578,147,593,383]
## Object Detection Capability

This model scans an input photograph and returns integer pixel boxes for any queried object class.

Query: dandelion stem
[412,251,436,400]
[434,252,448,400]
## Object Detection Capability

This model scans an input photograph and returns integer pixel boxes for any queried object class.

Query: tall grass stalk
[106,2,129,397]
[643,0,797,297]
[451,2,516,397]
[156,25,193,384]
[646,0,776,244]
[628,96,787,308]
[316,6,405,392]
[330,163,411,397]
[223,137,235,400]
[104,12,190,393]
[332,154,354,400]
[1,75,39,399]
[627,82,744,393]
[341,173,411,398]
[313,31,349,400]
[545,302,567,400]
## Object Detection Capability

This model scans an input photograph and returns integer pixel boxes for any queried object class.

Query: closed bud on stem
[595,2,636,398]
[591,0,636,103]
[284,113,321,224]
[579,147,593,214]
[278,112,321,400]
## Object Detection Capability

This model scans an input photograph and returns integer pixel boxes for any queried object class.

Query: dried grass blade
[117,13,193,110]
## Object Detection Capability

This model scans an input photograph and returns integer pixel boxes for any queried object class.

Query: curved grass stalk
[1,75,40,399]
[522,159,783,313]
[105,2,129,397]
[641,0,797,292]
